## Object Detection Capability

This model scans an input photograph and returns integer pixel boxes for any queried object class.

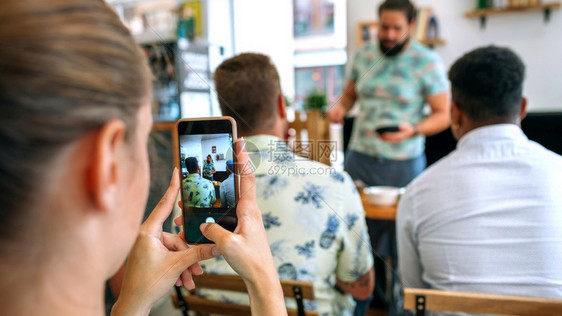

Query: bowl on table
[363,186,403,206]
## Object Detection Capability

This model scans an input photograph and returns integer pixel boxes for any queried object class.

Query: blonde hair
[0,0,151,246]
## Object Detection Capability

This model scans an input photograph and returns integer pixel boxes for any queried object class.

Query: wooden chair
[287,110,332,166]
[403,288,562,316]
[171,273,318,316]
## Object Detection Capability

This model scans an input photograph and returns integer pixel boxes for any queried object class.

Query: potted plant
[303,90,327,112]
[294,90,331,164]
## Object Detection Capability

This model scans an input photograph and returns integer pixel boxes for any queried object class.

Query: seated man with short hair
[397,46,562,303]
[182,157,216,208]
[219,159,235,208]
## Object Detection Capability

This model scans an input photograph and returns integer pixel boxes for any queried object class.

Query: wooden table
[360,191,398,220]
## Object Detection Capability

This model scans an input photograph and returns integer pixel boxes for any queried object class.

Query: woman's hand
[112,169,219,316]
[173,139,287,315]
[199,139,287,315]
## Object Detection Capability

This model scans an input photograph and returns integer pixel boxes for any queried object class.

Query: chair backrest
[403,288,562,316]
[287,110,332,166]
[172,273,318,316]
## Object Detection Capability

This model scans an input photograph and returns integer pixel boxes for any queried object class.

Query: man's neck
[399,39,412,52]
[240,129,283,139]
[458,119,519,140]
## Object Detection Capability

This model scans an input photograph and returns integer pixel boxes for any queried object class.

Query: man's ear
[518,97,528,123]
[451,102,462,126]
[409,19,417,34]
[277,93,287,120]
[450,102,463,140]
[86,119,126,213]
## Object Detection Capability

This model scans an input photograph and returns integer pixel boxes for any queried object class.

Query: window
[294,65,345,108]
[293,0,335,37]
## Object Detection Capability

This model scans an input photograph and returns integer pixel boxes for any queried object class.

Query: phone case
[174,117,239,243]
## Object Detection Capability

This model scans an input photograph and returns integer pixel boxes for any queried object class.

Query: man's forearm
[416,110,450,136]
[339,80,357,111]
[417,91,450,136]
[339,96,354,112]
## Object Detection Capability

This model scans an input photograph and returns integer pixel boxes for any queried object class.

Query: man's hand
[336,267,375,300]
[379,122,417,143]
[327,103,347,124]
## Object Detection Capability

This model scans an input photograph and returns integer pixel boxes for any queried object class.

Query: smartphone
[175,117,239,243]
[375,125,400,134]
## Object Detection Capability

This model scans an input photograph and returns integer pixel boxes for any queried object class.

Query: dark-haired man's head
[185,157,200,174]
[448,45,526,139]
[225,160,234,175]
[378,0,416,56]
[214,53,286,136]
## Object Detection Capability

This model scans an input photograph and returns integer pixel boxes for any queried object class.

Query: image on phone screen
[176,118,238,243]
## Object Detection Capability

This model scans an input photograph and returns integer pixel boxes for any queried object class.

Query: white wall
[179,135,203,172]
[201,135,232,171]
[180,134,232,172]
[346,0,379,64]
[231,0,296,98]
[347,0,562,111]
[206,0,235,116]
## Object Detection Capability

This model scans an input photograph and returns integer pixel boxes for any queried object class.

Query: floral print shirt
[182,173,216,208]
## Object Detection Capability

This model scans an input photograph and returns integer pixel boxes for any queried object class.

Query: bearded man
[328,0,450,310]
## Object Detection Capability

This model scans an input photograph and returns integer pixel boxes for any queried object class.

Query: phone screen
[176,118,238,243]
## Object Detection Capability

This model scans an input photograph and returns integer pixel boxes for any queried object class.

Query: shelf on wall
[419,38,446,48]
[465,2,561,28]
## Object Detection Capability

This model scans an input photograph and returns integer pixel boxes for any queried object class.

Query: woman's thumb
[200,222,229,247]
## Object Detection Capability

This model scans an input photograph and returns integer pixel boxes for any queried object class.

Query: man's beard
[379,37,409,57]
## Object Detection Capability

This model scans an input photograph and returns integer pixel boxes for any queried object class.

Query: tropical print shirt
[203,160,215,178]
[199,135,374,316]
[348,41,448,160]
[182,173,216,208]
